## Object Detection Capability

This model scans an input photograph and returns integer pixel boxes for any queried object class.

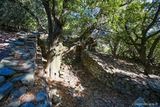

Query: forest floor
[46,63,136,107]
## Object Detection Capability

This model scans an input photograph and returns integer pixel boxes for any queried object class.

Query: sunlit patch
[146,0,152,2]
[0,43,10,48]
[47,63,85,92]
[73,84,86,97]
[19,92,35,103]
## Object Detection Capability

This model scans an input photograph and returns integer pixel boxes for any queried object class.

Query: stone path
[0,32,51,107]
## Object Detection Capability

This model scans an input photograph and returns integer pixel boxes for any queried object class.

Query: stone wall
[81,51,160,97]
[0,32,52,106]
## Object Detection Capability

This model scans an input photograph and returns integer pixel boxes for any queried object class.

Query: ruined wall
[81,51,160,97]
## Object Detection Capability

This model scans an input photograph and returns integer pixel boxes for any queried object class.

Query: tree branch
[9,0,42,28]
[42,0,53,50]
[147,29,160,40]
[79,23,96,41]
[143,3,160,36]
[125,24,140,52]
[142,0,157,25]
[119,0,133,7]
[147,35,160,59]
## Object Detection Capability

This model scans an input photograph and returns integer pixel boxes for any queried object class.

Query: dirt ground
[46,63,136,107]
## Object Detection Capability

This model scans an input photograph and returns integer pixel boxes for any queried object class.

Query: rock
[17,38,25,42]
[21,62,35,69]
[0,82,13,100]
[26,41,36,47]
[11,61,35,71]
[7,100,21,107]
[16,31,27,36]
[0,63,4,69]
[11,87,27,100]
[13,47,32,60]
[21,72,35,85]
[132,97,145,107]
[36,91,47,102]
[75,97,85,106]
[22,54,31,60]
[10,38,16,41]
[11,90,23,99]
[52,97,58,105]
[0,67,15,76]
[32,32,40,36]
[48,89,58,98]
[17,68,35,73]
[1,58,19,67]
[11,72,35,84]
[21,102,35,107]
[11,75,23,83]
[28,48,36,56]
[0,76,5,84]
[14,41,25,46]
[94,98,114,107]
[26,68,35,72]
[19,93,35,103]
[14,50,25,57]
[36,100,51,107]
[5,39,10,42]
[19,87,28,93]
[0,50,11,60]
[147,79,160,93]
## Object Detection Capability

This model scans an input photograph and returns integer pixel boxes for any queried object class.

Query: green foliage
[0,0,160,67]
[0,0,46,30]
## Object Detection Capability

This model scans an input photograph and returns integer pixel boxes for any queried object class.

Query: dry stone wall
[0,31,51,107]
[81,51,160,98]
